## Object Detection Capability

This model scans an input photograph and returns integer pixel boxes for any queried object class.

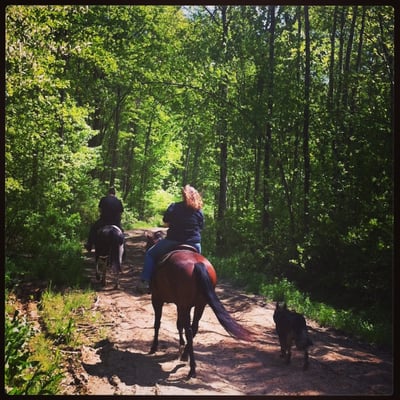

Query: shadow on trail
[81,338,234,392]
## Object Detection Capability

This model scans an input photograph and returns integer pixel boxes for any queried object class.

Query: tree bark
[216,5,229,253]
[262,5,275,234]
[303,6,311,233]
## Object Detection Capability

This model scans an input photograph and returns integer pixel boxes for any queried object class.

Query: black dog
[273,302,313,370]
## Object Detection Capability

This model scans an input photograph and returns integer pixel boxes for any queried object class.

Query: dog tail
[295,328,313,350]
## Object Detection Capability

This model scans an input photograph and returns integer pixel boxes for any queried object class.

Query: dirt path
[61,229,393,396]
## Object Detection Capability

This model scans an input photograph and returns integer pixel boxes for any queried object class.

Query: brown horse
[148,238,254,379]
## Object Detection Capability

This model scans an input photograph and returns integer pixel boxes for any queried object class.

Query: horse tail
[193,262,253,342]
[110,226,124,273]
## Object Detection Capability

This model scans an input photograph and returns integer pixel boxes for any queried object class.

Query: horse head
[145,230,166,251]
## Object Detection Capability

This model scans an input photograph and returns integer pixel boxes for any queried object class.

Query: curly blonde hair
[182,185,203,210]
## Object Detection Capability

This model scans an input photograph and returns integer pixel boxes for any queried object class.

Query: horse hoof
[186,370,196,380]
[114,284,119,290]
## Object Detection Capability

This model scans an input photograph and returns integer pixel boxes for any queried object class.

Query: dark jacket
[99,195,124,226]
[163,201,204,245]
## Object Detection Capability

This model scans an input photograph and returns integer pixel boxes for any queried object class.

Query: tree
[303,6,311,234]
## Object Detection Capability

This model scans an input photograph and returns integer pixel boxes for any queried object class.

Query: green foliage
[147,189,177,220]
[214,252,392,347]
[6,241,87,290]
[121,208,139,230]
[5,310,63,395]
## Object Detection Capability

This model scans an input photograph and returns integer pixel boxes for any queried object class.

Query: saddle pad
[158,245,198,266]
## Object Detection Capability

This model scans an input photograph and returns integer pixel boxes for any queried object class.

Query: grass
[39,283,106,347]
[5,283,108,395]
[210,253,392,349]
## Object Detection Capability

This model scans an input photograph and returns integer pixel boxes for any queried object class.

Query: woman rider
[138,185,204,292]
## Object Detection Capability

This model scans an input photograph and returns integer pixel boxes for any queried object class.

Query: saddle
[157,244,198,266]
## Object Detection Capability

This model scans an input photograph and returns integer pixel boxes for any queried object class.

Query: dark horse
[145,229,166,251]
[95,225,124,289]
[145,231,254,379]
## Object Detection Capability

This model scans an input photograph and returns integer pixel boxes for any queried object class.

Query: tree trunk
[122,127,136,202]
[262,5,275,234]
[109,87,126,187]
[216,5,229,254]
[138,119,152,220]
[327,6,338,111]
[303,5,311,234]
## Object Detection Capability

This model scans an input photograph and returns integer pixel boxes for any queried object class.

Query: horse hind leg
[184,324,196,379]
[191,304,206,338]
[150,301,163,354]
[176,317,186,358]
[178,308,196,379]
[114,242,124,289]
[114,272,120,290]
[95,260,100,281]
[178,308,191,361]
[181,304,204,362]
[97,256,107,286]
[102,259,107,286]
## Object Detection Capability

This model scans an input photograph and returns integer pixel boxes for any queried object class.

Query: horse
[145,232,254,379]
[95,225,124,289]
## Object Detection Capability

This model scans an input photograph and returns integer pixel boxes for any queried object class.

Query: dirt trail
[61,229,393,396]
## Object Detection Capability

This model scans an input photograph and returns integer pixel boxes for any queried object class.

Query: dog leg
[286,346,291,365]
[285,336,292,365]
[303,349,309,370]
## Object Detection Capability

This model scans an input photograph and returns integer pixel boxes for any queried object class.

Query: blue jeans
[141,239,201,282]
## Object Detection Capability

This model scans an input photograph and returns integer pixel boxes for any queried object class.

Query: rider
[138,184,204,292]
[85,187,124,252]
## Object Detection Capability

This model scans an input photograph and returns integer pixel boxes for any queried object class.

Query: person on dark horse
[138,184,204,293]
[85,187,124,252]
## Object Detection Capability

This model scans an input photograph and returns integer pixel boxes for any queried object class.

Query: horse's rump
[95,225,124,273]
[152,250,216,304]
